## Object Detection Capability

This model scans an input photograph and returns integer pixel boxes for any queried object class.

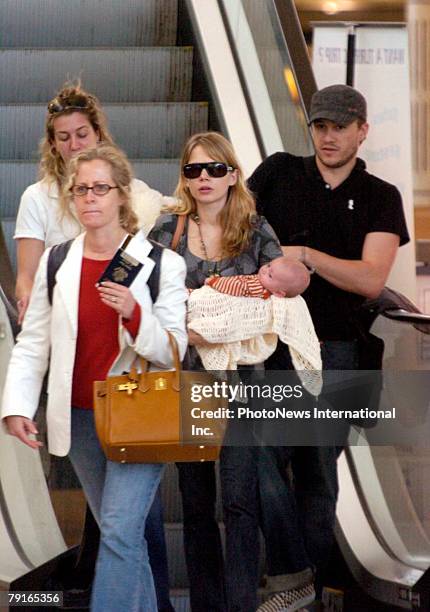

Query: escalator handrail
[382,308,430,325]
[362,286,430,334]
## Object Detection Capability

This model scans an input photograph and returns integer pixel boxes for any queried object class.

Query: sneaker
[257,583,316,612]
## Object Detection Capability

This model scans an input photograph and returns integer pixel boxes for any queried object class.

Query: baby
[185,255,321,393]
[205,256,311,299]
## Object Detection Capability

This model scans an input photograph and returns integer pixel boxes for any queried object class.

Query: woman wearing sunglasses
[149,131,283,612]
[13,82,175,612]
[2,144,188,612]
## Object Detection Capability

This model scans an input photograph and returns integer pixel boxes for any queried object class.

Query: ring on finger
[111,296,117,303]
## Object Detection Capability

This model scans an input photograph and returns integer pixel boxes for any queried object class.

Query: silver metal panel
[1,220,16,272]
[0,102,207,160]
[161,464,183,523]
[170,593,191,612]
[104,103,208,158]
[165,521,264,588]
[0,159,181,219]
[0,163,39,217]
[0,305,66,585]
[0,48,193,103]
[131,159,179,196]
[165,523,190,587]
[0,0,177,47]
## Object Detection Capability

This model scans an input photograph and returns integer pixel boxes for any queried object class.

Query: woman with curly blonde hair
[149,131,283,612]
[14,81,171,324]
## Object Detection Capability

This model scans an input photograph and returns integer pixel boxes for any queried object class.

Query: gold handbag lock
[116,382,138,395]
[154,377,168,391]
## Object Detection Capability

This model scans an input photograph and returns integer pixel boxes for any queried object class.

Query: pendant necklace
[192,214,220,277]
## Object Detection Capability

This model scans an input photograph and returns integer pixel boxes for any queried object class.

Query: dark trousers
[260,341,358,594]
[177,461,226,612]
[177,445,260,612]
[221,445,260,612]
[258,445,338,588]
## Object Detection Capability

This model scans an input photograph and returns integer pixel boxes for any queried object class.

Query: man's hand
[281,246,305,262]
[4,416,43,449]
[288,232,400,299]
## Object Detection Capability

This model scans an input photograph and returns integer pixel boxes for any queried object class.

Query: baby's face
[258,259,288,294]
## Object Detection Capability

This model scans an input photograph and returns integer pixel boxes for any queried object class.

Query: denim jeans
[177,445,260,612]
[260,341,359,594]
[69,408,164,612]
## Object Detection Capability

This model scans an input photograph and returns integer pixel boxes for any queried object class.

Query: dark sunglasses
[47,94,91,115]
[183,162,234,179]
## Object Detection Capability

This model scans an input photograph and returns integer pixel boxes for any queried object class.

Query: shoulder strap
[171,214,186,251]
[147,240,163,303]
[47,239,74,305]
[47,237,164,306]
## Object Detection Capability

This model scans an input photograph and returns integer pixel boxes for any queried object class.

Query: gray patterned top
[149,213,282,369]
[148,213,282,289]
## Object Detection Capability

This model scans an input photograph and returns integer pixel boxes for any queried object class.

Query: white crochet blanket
[187,286,322,395]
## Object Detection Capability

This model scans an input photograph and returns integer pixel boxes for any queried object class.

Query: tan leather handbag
[93,333,227,463]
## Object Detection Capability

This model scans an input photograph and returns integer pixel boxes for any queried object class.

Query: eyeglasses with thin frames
[71,184,118,197]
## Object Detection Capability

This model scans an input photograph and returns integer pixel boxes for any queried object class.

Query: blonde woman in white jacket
[2,145,187,612]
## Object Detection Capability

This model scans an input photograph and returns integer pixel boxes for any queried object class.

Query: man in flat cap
[249,85,410,611]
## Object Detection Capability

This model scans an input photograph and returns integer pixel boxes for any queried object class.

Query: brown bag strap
[129,331,181,392]
[170,215,186,251]
[121,234,133,250]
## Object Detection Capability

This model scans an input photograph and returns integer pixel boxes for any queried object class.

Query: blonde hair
[60,145,139,234]
[171,131,256,258]
[39,80,114,186]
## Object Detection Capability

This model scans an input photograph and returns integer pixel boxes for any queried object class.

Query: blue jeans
[69,408,164,612]
[260,341,358,594]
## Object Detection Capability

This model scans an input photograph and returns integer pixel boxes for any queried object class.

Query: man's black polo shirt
[248,153,410,340]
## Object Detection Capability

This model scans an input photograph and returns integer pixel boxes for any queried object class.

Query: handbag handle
[129,331,181,392]
[171,214,186,251]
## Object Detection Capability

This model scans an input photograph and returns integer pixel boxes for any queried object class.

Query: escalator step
[170,591,191,612]
[0,159,182,219]
[0,102,207,161]
[0,0,178,48]
[0,47,193,103]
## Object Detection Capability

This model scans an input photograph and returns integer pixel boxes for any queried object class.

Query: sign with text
[312,25,416,301]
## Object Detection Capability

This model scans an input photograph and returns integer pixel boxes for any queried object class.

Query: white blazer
[1,232,188,456]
